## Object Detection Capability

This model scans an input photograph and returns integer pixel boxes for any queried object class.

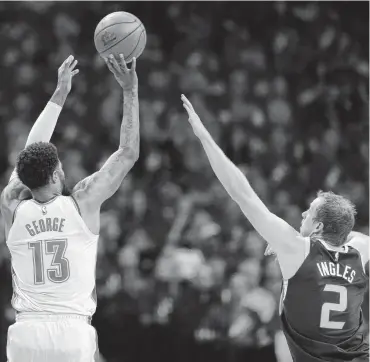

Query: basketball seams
[98,23,143,54]
[94,12,146,61]
[125,28,146,62]
[94,20,137,39]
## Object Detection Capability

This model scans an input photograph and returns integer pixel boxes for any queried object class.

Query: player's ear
[314,221,324,233]
[310,221,323,238]
[51,170,58,184]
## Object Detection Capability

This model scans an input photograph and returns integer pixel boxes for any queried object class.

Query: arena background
[0,2,368,362]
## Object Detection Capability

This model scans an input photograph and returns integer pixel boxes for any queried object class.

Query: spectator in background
[0,2,368,362]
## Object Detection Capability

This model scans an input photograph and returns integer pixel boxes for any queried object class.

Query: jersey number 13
[28,239,70,284]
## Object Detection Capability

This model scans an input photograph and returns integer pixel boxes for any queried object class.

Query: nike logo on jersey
[25,217,66,237]
[316,261,356,283]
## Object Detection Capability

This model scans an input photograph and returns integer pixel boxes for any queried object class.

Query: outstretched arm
[72,55,139,209]
[181,95,306,278]
[1,56,78,205]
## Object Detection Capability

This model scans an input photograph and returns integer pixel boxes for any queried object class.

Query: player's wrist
[55,83,70,95]
[50,86,69,107]
[123,85,138,94]
[195,126,209,141]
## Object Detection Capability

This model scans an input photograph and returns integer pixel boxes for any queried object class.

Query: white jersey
[6,196,99,317]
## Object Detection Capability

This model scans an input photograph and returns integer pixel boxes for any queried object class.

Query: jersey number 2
[319,284,347,329]
[28,239,70,284]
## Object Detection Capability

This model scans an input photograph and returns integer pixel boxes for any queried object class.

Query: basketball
[94,11,146,63]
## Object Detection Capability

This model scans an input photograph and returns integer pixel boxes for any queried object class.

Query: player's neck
[316,237,344,251]
[31,187,61,203]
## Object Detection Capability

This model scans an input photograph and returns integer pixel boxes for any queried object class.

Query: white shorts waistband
[16,312,91,324]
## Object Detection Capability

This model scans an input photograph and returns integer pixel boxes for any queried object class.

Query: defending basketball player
[181,94,369,362]
[1,54,139,362]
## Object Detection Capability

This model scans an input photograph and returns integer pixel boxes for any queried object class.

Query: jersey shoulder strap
[58,196,98,239]
[279,236,311,280]
[4,199,30,239]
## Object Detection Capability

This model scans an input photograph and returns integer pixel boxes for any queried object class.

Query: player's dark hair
[314,191,356,246]
[16,142,60,190]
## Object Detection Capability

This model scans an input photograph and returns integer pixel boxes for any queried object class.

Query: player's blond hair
[314,191,357,246]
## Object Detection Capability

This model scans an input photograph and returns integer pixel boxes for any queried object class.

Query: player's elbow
[118,146,139,163]
[127,151,139,166]
[233,191,260,213]
[132,148,139,162]
[226,170,253,204]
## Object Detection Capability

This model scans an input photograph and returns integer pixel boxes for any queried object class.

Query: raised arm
[72,55,139,210]
[1,56,78,211]
[181,95,306,278]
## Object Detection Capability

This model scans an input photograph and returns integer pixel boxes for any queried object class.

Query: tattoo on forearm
[120,89,139,157]
[73,89,140,202]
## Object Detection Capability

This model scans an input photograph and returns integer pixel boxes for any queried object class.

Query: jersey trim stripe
[279,279,288,315]
[12,200,26,225]
[318,238,349,253]
[70,195,81,215]
[31,196,58,206]
[68,196,99,237]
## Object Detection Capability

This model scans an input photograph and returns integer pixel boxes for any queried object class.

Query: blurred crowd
[0,2,368,362]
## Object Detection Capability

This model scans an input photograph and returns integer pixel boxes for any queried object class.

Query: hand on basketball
[57,55,79,94]
[181,94,207,139]
[105,54,138,91]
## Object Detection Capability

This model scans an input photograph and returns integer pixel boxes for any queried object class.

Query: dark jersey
[280,238,369,362]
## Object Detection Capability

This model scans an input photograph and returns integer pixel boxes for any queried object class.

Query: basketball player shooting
[181,94,369,362]
[1,54,139,362]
